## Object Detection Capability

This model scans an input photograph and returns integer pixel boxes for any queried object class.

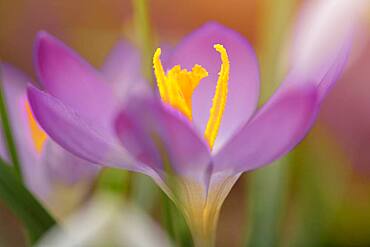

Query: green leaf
[0,158,57,244]
[245,158,290,247]
[0,72,22,181]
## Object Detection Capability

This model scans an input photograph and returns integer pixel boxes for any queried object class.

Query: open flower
[27,19,352,245]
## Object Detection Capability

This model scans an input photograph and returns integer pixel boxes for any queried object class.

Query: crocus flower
[0,63,99,216]
[0,41,143,215]
[27,17,353,245]
[0,37,145,216]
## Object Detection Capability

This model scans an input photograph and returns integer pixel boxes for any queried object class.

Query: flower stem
[185,208,218,247]
[0,66,22,181]
[132,0,154,85]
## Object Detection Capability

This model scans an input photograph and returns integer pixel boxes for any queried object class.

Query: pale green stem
[180,175,240,247]
[184,207,218,247]
[132,0,154,85]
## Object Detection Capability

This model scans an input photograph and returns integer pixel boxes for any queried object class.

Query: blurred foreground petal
[289,0,368,100]
[37,196,172,247]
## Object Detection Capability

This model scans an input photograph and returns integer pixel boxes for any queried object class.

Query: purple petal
[214,83,319,173]
[27,85,151,175]
[164,22,260,151]
[115,97,211,183]
[0,64,47,195]
[34,31,118,127]
[101,40,149,101]
[1,64,35,160]
[315,39,352,101]
[287,36,352,102]
[41,140,99,185]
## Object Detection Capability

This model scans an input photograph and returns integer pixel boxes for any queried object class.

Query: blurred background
[0,0,369,246]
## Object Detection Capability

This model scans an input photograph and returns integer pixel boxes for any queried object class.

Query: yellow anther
[152,44,229,149]
[204,44,229,149]
[25,101,47,153]
[153,48,208,120]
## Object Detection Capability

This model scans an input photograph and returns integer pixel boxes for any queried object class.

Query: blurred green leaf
[246,1,296,246]
[0,158,56,244]
[161,191,193,247]
[133,0,154,84]
[0,75,22,181]
[97,168,131,196]
[246,158,290,247]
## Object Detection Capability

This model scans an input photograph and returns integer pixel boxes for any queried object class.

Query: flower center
[153,44,229,149]
[25,100,47,153]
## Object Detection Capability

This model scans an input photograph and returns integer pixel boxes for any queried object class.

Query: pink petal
[0,63,46,195]
[101,40,149,101]
[41,139,99,185]
[27,85,152,175]
[35,32,118,130]
[115,97,211,184]
[214,83,318,173]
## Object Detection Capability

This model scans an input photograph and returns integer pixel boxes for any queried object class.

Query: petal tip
[34,31,58,56]
[26,84,41,105]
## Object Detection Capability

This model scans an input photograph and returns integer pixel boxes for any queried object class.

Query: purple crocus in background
[0,63,99,216]
[0,39,146,217]
[27,3,356,244]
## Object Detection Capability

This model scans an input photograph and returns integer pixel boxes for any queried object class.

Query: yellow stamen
[153,44,229,149]
[153,48,170,103]
[204,44,229,149]
[153,48,208,120]
[25,101,47,153]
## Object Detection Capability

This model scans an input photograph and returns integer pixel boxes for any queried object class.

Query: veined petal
[165,22,260,152]
[35,32,118,128]
[214,83,318,173]
[101,40,149,101]
[115,96,211,185]
[27,85,151,175]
